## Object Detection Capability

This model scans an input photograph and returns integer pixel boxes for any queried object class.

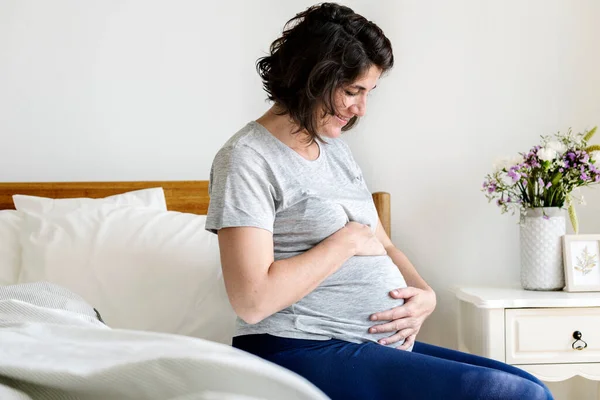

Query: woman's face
[318,65,382,139]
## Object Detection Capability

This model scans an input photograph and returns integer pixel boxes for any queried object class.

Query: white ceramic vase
[519,207,566,291]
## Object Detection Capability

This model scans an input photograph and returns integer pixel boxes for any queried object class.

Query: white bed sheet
[0,283,329,400]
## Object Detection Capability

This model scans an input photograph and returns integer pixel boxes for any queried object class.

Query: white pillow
[0,210,23,286]
[18,205,236,345]
[6,187,166,286]
[13,187,167,214]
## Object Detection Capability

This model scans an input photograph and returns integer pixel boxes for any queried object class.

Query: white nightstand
[454,286,600,391]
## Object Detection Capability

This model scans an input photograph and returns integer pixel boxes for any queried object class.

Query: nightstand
[454,286,600,392]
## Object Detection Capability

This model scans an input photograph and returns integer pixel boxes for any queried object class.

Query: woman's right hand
[339,221,387,256]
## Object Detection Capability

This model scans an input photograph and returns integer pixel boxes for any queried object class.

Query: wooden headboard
[0,181,391,236]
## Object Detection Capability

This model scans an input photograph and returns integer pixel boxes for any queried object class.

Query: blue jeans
[233,334,553,400]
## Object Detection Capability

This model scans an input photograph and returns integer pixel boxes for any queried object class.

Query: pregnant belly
[292,255,408,345]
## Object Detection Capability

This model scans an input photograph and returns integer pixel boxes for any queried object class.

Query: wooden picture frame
[562,234,600,292]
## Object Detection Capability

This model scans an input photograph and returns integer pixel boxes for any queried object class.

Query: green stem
[547,188,555,207]
[527,179,535,208]
[517,181,528,204]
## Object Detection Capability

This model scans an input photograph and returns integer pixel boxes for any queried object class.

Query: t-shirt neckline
[251,121,324,165]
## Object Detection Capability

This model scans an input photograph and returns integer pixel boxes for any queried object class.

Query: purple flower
[559,168,564,173]
[596,175,600,182]
[507,169,521,182]
[543,215,550,220]
[538,177,544,187]
[581,173,589,181]
[546,182,552,189]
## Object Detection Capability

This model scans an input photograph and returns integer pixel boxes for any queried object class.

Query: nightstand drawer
[505,307,600,365]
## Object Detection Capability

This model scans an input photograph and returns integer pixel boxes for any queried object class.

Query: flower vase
[519,208,566,290]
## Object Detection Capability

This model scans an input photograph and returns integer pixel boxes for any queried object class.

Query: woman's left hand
[368,286,436,350]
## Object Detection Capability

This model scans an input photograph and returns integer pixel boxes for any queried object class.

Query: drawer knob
[572,331,588,351]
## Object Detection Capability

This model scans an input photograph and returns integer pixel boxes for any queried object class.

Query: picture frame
[562,234,600,292]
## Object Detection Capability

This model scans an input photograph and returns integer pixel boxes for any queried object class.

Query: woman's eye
[345,90,359,97]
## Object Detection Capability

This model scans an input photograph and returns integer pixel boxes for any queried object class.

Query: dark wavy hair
[256,3,394,142]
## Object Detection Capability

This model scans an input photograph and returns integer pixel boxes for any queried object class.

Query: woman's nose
[350,97,367,117]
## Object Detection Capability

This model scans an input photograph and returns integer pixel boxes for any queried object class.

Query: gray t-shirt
[206,121,407,347]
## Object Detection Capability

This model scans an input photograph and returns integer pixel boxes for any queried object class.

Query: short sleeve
[205,145,276,234]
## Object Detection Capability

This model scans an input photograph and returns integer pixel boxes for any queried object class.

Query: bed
[0,180,391,235]
[0,181,391,400]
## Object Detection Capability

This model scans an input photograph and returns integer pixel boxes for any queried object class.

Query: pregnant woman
[206,3,553,399]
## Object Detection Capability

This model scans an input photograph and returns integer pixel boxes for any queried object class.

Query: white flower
[493,155,524,172]
[546,141,567,154]
[510,154,525,166]
[501,173,516,187]
[493,157,512,172]
[537,147,558,161]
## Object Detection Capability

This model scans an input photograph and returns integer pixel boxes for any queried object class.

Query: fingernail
[392,290,399,296]
[370,328,377,333]
[379,340,387,345]
[370,315,377,321]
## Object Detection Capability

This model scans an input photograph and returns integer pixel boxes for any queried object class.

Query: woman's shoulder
[211,121,278,174]
[219,121,266,150]
[215,121,269,157]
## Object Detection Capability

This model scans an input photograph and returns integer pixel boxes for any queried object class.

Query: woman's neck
[255,106,314,151]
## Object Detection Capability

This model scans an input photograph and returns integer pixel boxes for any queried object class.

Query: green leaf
[551,172,563,186]
[541,160,551,170]
[568,201,579,234]
[583,126,597,143]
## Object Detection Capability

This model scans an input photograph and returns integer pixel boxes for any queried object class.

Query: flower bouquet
[482,126,600,290]
[482,126,600,233]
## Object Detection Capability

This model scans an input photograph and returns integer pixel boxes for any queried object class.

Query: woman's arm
[218,222,383,324]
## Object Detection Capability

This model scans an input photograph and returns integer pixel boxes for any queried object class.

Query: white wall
[2,0,599,398]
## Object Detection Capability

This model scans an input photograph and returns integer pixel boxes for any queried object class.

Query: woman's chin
[320,127,343,139]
